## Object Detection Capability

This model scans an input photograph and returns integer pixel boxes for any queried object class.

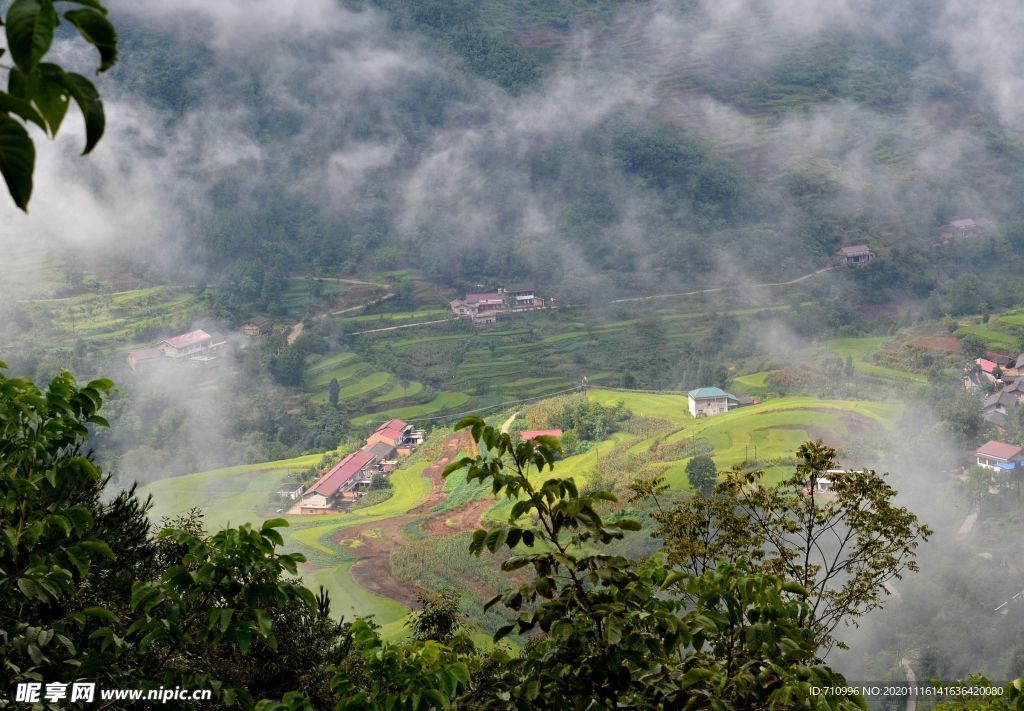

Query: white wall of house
[300,492,330,509]
[688,395,730,417]
[977,455,1011,471]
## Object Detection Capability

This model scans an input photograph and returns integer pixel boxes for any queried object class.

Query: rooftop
[976,440,1023,461]
[162,329,212,349]
[688,387,737,400]
[308,449,377,498]
[976,358,997,374]
[949,218,978,229]
[364,441,397,461]
[463,292,505,304]
[837,244,873,256]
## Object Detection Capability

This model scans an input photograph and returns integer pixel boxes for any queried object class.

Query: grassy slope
[140,393,901,635]
[822,337,927,382]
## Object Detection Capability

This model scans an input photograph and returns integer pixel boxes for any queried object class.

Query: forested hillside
[36,0,1021,308]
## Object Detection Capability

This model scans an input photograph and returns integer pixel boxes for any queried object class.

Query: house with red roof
[975,440,1024,471]
[367,419,412,448]
[299,449,379,514]
[836,244,876,267]
[159,329,213,358]
[976,358,997,375]
[450,285,551,324]
[127,328,227,371]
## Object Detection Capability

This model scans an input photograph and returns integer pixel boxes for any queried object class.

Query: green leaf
[262,517,289,530]
[0,114,35,209]
[62,9,117,71]
[493,624,514,642]
[0,91,47,131]
[616,518,642,531]
[46,68,104,153]
[81,606,117,622]
[254,608,273,638]
[6,0,57,72]
[27,68,70,134]
[17,576,41,599]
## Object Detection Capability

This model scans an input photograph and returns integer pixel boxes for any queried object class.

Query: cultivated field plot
[587,390,901,486]
[957,309,1024,351]
[821,337,927,383]
[139,390,901,638]
[19,286,204,353]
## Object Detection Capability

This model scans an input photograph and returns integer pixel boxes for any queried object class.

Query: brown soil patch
[421,498,494,537]
[909,334,962,352]
[332,430,497,609]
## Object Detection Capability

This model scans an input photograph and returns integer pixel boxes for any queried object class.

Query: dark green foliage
[655,441,932,654]
[0,366,356,707]
[0,0,116,209]
[407,588,463,645]
[685,454,717,495]
[328,377,341,408]
[437,418,868,708]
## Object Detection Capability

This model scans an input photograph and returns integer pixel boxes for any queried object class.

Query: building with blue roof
[687,387,739,417]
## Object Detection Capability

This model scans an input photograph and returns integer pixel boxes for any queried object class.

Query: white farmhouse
[687,387,739,418]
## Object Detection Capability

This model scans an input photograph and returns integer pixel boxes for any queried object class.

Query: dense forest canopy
[5,0,1021,304]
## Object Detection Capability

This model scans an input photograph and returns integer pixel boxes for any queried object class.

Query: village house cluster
[288,419,425,515]
[964,353,1024,428]
[127,329,227,372]
[449,283,552,325]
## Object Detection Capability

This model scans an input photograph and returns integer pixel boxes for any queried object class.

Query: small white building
[275,477,304,501]
[687,387,739,418]
[975,440,1024,472]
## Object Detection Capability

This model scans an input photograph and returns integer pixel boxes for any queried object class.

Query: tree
[685,454,717,494]
[0,0,117,210]
[407,588,463,645]
[958,332,988,359]
[328,377,340,408]
[654,440,932,654]
[436,419,865,708]
[0,363,349,708]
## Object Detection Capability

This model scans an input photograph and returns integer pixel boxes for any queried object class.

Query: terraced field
[139,389,901,639]
[20,287,205,353]
[957,314,1024,351]
[587,390,901,487]
[821,337,927,382]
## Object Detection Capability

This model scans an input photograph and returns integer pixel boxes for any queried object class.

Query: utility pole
[581,375,589,401]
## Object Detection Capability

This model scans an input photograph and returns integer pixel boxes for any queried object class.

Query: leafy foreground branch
[0,366,1019,709]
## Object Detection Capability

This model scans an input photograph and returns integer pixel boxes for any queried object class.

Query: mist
[0,0,1022,683]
